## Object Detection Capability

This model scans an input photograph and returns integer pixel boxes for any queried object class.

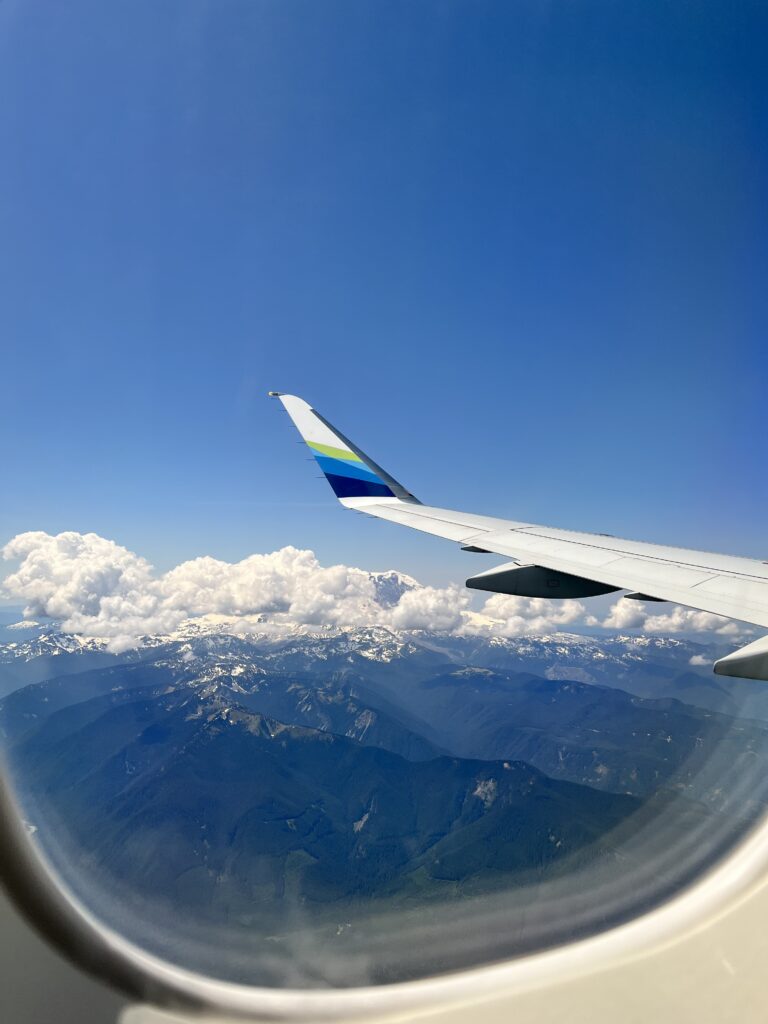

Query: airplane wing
[270,393,768,682]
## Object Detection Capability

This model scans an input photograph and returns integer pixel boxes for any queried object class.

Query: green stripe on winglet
[307,441,363,462]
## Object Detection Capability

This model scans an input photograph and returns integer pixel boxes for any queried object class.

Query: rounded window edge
[3,769,768,1021]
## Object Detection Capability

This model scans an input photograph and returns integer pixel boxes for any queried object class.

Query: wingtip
[267,391,284,398]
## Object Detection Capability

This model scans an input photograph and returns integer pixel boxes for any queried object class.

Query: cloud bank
[1,531,751,651]
[587,596,747,638]
[1,531,472,650]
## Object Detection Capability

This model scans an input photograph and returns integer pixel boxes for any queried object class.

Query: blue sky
[1,0,766,589]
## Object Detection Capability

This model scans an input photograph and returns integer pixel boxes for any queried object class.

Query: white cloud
[0,531,756,650]
[389,584,469,632]
[689,654,711,667]
[592,597,753,640]
[160,548,381,627]
[471,594,587,637]
[642,606,747,638]
[594,597,649,631]
[2,531,475,649]
[2,532,171,651]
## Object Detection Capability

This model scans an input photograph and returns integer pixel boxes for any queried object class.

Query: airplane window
[1,0,765,1012]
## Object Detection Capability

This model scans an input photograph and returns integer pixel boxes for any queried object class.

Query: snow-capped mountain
[367,569,421,607]
[0,614,750,716]
[0,615,726,676]
[0,628,107,662]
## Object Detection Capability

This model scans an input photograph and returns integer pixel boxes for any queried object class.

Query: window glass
[1,0,765,992]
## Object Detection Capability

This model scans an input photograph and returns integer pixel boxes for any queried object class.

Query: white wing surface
[270,393,768,681]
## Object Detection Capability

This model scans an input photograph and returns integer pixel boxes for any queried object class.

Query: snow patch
[473,778,497,809]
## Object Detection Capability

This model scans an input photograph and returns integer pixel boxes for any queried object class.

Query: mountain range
[0,617,764,985]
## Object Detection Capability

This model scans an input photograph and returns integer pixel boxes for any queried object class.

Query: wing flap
[598,558,718,588]
[485,531,626,568]
[693,576,768,603]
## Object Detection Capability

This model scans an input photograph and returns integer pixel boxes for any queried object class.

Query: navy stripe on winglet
[323,474,395,499]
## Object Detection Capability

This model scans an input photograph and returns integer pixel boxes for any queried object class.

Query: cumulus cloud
[2,532,476,649]
[389,584,469,632]
[591,597,648,631]
[689,654,711,667]
[469,594,587,638]
[160,548,381,627]
[591,596,754,640]
[0,530,755,651]
[2,532,171,651]
[1,533,401,650]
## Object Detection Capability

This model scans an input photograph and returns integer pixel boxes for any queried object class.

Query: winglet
[272,394,419,503]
